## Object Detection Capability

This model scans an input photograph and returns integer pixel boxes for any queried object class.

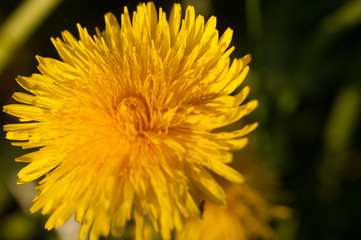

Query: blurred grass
[0,0,63,75]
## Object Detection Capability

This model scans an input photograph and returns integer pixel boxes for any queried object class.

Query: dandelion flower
[3,2,258,240]
[176,182,290,240]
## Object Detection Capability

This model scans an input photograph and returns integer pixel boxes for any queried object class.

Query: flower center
[117,96,149,132]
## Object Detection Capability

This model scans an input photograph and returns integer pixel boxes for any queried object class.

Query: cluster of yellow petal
[176,182,290,240]
[3,2,258,240]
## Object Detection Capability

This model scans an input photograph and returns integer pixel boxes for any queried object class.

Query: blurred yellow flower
[176,182,290,240]
[3,2,257,240]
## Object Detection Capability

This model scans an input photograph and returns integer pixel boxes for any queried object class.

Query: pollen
[117,96,149,133]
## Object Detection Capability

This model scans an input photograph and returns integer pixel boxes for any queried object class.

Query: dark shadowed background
[1,0,360,239]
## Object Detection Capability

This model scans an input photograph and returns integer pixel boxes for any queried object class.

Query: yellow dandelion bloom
[176,182,290,240]
[3,2,258,240]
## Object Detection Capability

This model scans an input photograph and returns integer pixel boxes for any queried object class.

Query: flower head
[3,2,257,240]
[176,182,290,240]
[176,157,291,240]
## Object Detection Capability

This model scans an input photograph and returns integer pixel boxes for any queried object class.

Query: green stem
[245,0,263,43]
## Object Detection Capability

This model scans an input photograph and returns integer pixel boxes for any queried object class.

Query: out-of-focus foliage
[0,0,360,239]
